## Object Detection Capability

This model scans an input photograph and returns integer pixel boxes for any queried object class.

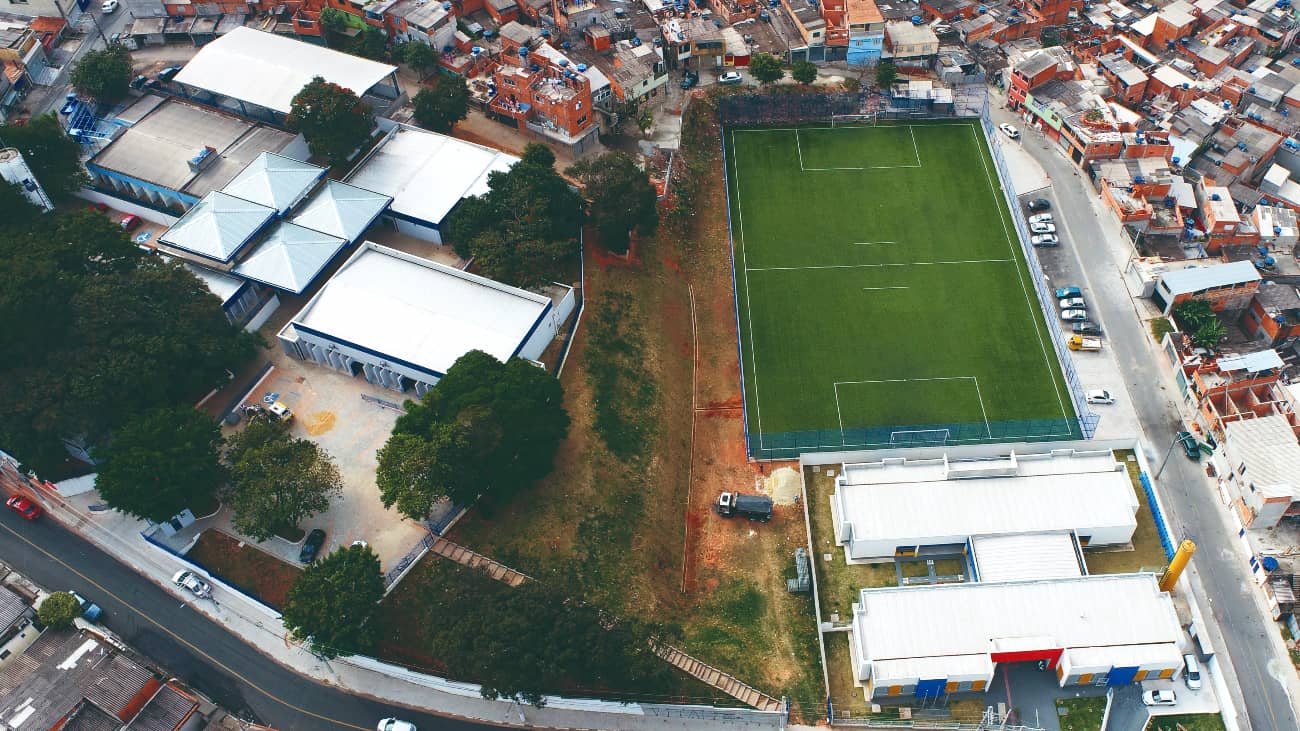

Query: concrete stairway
[427,536,530,587]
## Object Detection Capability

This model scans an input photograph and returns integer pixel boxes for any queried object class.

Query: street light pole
[1154,431,1184,479]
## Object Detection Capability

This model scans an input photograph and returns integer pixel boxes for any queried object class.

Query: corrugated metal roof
[0,584,28,632]
[83,654,153,715]
[159,191,275,263]
[1158,260,1261,296]
[127,684,199,731]
[1225,414,1300,490]
[289,180,391,242]
[1218,349,1285,373]
[971,532,1082,584]
[232,223,347,295]
[172,27,396,114]
[220,152,324,215]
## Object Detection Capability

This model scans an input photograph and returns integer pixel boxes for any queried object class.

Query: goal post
[888,428,951,446]
[830,113,878,128]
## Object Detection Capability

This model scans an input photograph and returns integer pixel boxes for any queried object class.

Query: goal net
[830,113,877,128]
[888,429,951,446]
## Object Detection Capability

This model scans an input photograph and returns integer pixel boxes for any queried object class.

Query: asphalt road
[0,509,497,731]
[993,105,1298,731]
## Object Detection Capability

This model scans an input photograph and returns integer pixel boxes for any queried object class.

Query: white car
[999,123,1020,139]
[101,0,119,11]
[1031,233,1059,247]
[1059,297,1085,310]
[1060,308,1088,322]
[1028,213,1054,224]
[377,720,417,731]
[1086,389,1114,405]
[1030,221,1056,234]
[1142,689,1177,707]
[718,71,743,84]
[1183,654,1202,690]
[171,570,211,598]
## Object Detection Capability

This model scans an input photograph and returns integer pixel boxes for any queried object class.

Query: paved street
[989,99,1300,731]
[0,509,493,731]
[20,6,132,119]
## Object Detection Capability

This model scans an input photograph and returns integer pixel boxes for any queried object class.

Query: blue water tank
[1223,100,1232,109]
[577,63,588,72]
[559,58,569,66]
[519,47,529,57]
[1263,556,1280,572]
[1276,226,1283,235]
[979,4,987,12]
[1172,156,1181,163]
[1183,82,1190,89]
[1211,193,1222,201]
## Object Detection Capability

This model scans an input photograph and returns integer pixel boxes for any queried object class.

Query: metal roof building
[830,448,1138,560]
[172,27,400,121]
[1156,261,1261,297]
[220,152,325,215]
[159,191,277,263]
[850,573,1184,700]
[345,125,518,244]
[278,242,576,395]
[1228,414,1300,527]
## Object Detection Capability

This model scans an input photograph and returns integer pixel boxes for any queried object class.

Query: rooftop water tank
[1183,82,1190,89]
[520,47,529,57]
[577,63,588,72]
[1276,226,1283,235]
[559,58,569,66]
[1172,156,1181,163]
[1211,193,1222,201]
[1223,100,1232,109]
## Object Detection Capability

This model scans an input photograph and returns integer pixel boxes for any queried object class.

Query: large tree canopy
[376,350,568,517]
[0,211,254,473]
[0,114,89,201]
[286,77,376,165]
[445,143,584,289]
[226,416,343,540]
[93,407,226,523]
[282,543,384,658]
[567,152,659,254]
[70,44,133,104]
[411,75,469,132]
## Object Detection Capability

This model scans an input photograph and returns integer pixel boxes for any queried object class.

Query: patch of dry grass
[805,466,897,622]
[1084,450,1169,575]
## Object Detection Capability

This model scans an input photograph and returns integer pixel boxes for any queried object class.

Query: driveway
[995,663,1107,731]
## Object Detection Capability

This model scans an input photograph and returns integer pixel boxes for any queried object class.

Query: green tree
[227,417,343,540]
[377,350,568,513]
[350,26,388,60]
[842,76,861,92]
[791,60,817,85]
[1174,299,1215,330]
[38,592,82,629]
[636,106,654,136]
[70,44,133,104]
[286,77,376,165]
[411,76,470,133]
[93,407,225,523]
[428,579,679,706]
[1193,318,1227,350]
[875,61,898,89]
[567,152,659,254]
[0,181,44,228]
[397,42,438,79]
[282,543,384,658]
[445,142,584,288]
[748,53,784,85]
[0,114,89,200]
[317,6,351,33]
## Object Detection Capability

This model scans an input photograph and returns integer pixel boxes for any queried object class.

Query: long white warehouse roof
[346,125,518,228]
[288,243,550,377]
[855,573,1182,667]
[836,451,1137,545]
[173,27,397,114]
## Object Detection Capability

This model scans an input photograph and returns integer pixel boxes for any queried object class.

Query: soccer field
[725,121,1079,459]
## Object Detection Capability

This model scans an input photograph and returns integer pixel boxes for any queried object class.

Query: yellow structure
[1160,539,1196,592]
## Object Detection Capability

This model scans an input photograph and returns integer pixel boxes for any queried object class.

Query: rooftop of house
[1255,281,1300,316]
[886,19,939,48]
[1099,52,1149,87]
[1013,45,1074,81]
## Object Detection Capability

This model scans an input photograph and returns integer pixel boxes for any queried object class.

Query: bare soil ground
[187,530,302,610]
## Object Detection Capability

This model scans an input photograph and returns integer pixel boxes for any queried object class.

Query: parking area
[214,348,438,573]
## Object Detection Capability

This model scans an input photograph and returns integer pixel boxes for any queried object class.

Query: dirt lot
[187,530,302,609]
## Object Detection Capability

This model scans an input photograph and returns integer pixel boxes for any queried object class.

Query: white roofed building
[278,243,576,395]
[346,125,519,244]
[172,27,401,123]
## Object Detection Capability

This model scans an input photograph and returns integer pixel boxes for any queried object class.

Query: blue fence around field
[724,94,1100,460]
[1139,472,1178,562]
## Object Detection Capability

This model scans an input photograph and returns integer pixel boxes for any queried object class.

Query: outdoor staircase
[655,645,784,712]
[427,536,531,587]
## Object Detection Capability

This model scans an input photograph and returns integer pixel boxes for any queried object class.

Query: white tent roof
[221,152,324,214]
[346,126,518,227]
[855,574,1182,670]
[289,180,391,241]
[173,27,397,114]
[160,191,275,262]
[232,222,347,294]
[289,243,549,376]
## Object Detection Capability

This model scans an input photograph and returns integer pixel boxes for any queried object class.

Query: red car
[120,214,142,231]
[6,495,41,520]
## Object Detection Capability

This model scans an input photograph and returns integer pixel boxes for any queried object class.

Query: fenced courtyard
[724,120,1081,459]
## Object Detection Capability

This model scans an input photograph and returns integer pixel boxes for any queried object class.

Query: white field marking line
[833,376,985,445]
[909,126,923,166]
[794,128,807,171]
[971,375,993,438]
[853,241,897,246]
[838,430,1079,449]
[746,258,1011,272]
[967,123,1072,424]
[862,286,910,291]
[833,384,846,447]
[731,129,767,451]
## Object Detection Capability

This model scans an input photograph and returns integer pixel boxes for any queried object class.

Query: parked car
[101,0,119,12]
[1054,286,1082,299]
[171,570,211,598]
[129,74,147,90]
[1031,233,1059,247]
[300,528,327,563]
[680,71,699,89]
[1183,654,1202,690]
[1086,389,1114,405]
[158,65,183,82]
[120,214,141,231]
[377,720,417,731]
[718,71,743,84]
[1028,213,1054,224]
[1073,321,1103,337]
[1060,309,1088,322]
[1177,430,1201,460]
[1027,198,1051,212]
[69,591,103,622]
[1030,221,1057,234]
[998,123,1020,139]
[1142,689,1177,707]
[5,495,41,521]
[1058,297,1086,310]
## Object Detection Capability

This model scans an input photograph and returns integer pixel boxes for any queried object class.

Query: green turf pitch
[725,122,1077,456]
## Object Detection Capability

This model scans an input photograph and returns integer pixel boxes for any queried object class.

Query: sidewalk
[29,480,786,730]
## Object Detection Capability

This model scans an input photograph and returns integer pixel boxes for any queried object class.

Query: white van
[1183,654,1202,690]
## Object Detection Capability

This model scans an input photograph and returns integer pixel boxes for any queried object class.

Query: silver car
[1058,297,1085,309]
[172,570,211,598]
[1060,308,1088,322]
[1030,221,1056,234]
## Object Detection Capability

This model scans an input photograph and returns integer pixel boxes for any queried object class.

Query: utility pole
[52,0,108,48]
